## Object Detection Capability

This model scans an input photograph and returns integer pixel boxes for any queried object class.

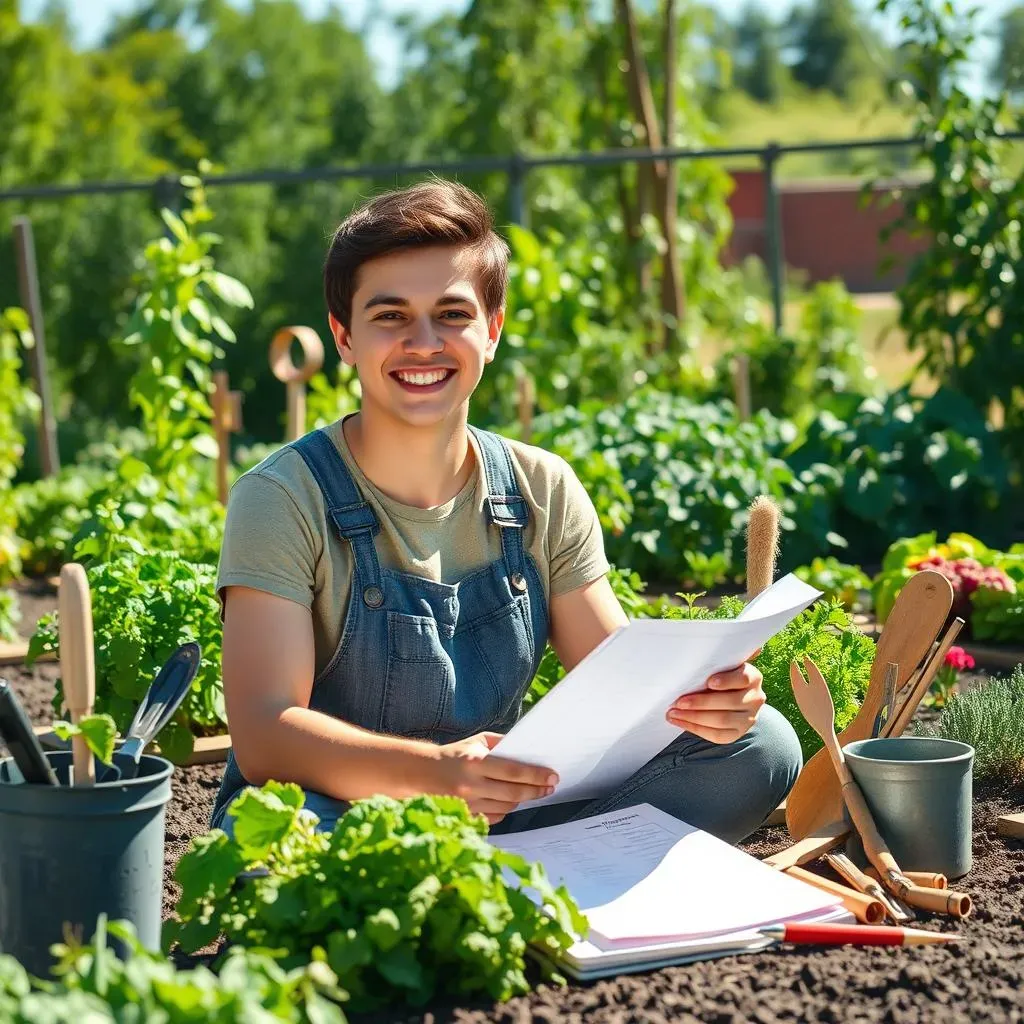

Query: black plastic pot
[0,749,173,978]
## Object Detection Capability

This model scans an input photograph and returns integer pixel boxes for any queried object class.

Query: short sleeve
[216,471,320,614]
[547,457,611,597]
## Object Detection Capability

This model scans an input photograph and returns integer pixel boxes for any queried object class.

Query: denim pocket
[466,596,536,724]
[381,613,454,737]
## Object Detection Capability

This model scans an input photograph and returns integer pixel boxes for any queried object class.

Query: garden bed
[2,588,1023,1022]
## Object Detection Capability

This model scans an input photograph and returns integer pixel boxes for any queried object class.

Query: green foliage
[752,600,876,759]
[529,390,840,584]
[27,551,223,762]
[919,666,1024,780]
[970,587,1024,644]
[878,0,1024,476]
[53,713,118,766]
[166,784,586,1012]
[117,169,251,497]
[713,279,878,423]
[0,915,348,1022]
[788,388,1014,566]
[795,557,873,612]
[0,308,40,585]
[305,365,361,433]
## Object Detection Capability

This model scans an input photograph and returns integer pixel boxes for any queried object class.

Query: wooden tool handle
[58,563,95,786]
[785,865,887,924]
[883,617,965,739]
[762,820,850,871]
[867,867,947,890]
[898,883,972,918]
[838,775,901,876]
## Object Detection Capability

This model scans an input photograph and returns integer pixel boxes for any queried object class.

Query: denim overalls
[210,424,549,830]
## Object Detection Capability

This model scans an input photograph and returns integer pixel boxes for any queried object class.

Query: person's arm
[222,585,556,818]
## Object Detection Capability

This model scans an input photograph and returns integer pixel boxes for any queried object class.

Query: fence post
[508,152,527,227]
[762,143,784,334]
[12,217,60,477]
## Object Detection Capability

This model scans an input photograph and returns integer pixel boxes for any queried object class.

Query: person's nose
[402,314,445,357]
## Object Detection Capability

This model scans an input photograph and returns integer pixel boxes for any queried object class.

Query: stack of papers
[491,803,853,979]
[491,573,823,810]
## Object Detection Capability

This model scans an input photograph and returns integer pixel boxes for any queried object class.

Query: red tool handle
[773,922,908,945]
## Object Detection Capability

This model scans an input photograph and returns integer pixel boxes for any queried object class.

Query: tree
[732,3,788,104]
[788,0,882,98]
[994,4,1024,98]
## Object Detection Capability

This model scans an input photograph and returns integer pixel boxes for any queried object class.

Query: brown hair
[323,178,510,329]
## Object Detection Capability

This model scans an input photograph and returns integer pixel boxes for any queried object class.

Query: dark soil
[4,585,1024,1022]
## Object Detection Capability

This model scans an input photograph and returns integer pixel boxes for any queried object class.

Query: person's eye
[440,309,472,320]
[374,311,404,322]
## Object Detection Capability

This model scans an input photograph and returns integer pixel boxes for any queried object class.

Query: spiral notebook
[490,803,853,980]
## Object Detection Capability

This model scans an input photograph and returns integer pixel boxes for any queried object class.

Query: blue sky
[21,0,1009,94]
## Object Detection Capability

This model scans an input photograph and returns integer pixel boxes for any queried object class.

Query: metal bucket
[0,750,173,978]
[843,736,974,880]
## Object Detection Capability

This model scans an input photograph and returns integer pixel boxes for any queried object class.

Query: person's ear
[484,307,504,364]
[329,312,356,367]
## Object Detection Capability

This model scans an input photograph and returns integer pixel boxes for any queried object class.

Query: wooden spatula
[784,569,954,840]
[58,563,96,786]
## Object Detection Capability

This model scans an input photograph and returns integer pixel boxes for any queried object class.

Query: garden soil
[3,586,1023,1022]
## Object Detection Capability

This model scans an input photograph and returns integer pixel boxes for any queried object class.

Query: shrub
[918,666,1024,781]
[529,390,840,586]
[0,589,19,645]
[795,557,873,612]
[167,785,585,1011]
[27,549,224,762]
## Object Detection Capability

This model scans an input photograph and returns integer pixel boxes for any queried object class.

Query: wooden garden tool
[269,326,324,443]
[785,569,955,841]
[825,851,912,924]
[790,656,972,919]
[58,563,96,786]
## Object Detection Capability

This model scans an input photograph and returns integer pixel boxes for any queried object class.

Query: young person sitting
[209,178,802,844]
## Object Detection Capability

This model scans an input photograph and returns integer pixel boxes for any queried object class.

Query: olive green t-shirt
[216,417,611,677]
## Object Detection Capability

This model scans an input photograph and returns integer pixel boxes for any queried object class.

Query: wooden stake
[212,370,243,505]
[733,352,752,421]
[997,813,1024,840]
[269,326,325,441]
[58,564,95,786]
[13,216,60,476]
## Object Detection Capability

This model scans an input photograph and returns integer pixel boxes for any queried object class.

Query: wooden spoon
[785,569,954,840]
[58,563,96,786]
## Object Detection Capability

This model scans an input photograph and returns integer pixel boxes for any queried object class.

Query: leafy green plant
[918,666,1024,780]
[0,308,41,586]
[52,713,118,766]
[795,557,873,612]
[27,551,223,762]
[529,390,841,586]
[166,784,586,1012]
[0,915,348,1022]
[712,279,878,424]
[787,388,1013,564]
[971,587,1024,644]
[117,167,252,498]
[305,364,361,432]
[753,600,875,760]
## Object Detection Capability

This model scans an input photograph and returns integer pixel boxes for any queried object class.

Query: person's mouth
[390,367,457,393]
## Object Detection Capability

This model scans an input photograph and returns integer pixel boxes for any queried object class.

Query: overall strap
[292,429,384,600]
[469,426,528,583]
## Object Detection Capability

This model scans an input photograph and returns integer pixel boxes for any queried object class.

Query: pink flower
[944,646,975,672]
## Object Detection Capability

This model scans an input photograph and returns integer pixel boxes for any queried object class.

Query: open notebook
[490,803,853,980]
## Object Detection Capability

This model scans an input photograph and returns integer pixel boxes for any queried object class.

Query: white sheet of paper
[491,573,820,809]
[490,802,841,946]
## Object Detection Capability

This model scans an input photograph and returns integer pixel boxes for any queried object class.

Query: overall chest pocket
[380,613,454,738]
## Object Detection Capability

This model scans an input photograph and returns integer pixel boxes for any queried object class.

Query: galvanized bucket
[843,736,974,880]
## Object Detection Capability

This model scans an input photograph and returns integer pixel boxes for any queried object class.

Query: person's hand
[433,732,558,825]
[665,657,766,745]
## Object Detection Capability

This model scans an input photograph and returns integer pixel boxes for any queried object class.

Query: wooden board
[997,813,1024,840]
[32,724,231,767]
[0,639,55,666]
[766,799,787,826]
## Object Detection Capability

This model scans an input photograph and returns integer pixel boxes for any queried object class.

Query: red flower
[944,646,975,672]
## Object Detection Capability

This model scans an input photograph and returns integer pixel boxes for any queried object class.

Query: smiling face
[329,244,503,430]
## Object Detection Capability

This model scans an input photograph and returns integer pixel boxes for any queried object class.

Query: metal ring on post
[269,326,325,384]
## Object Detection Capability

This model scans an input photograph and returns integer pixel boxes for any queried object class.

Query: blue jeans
[219,705,801,846]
